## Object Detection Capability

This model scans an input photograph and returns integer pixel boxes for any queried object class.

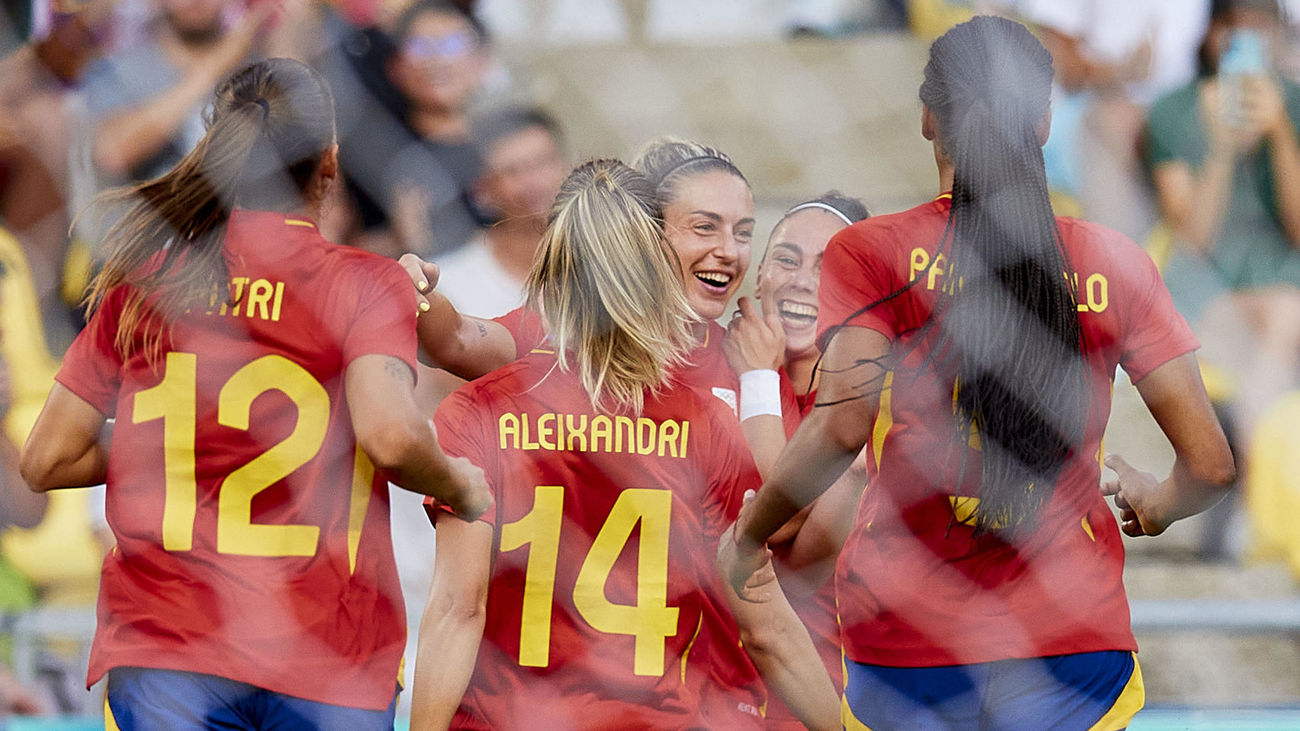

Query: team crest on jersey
[712,387,738,416]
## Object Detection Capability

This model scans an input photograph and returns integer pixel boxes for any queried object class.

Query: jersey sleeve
[341,257,419,373]
[817,226,901,350]
[492,305,547,356]
[54,287,126,416]
[1116,239,1200,381]
[1144,88,1195,168]
[699,402,762,540]
[430,385,498,526]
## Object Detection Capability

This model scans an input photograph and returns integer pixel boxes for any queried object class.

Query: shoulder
[1057,217,1146,260]
[830,199,944,255]
[1148,81,1199,123]
[1056,216,1160,286]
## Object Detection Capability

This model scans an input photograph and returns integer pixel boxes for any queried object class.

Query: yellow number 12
[132,351,361,559]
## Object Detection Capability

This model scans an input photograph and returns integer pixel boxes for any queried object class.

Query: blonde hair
[527,159,698,414]
[630,136,747,206]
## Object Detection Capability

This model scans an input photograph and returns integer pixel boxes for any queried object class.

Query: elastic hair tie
[254,98,270,120]
[784,201,853,227]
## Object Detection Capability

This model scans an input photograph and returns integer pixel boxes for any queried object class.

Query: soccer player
[406,137,760,414]
[409,159,835,731]
[723,16,1237,730]
[19,58,490,729]
[727,192,870,730]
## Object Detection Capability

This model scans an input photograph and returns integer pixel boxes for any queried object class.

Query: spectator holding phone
[1145,0,1300,439]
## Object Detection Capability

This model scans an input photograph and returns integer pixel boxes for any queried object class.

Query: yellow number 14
[501,486,679,677]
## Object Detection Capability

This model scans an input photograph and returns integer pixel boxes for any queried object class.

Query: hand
[1241,75,1289,141]
[1201,78,1266,154]
[1100,454,1167,537]
[211,1,277,73]
[724,296,786,374]
[399,252,440,314]
[717,522,776,602]
[447,456,493,523]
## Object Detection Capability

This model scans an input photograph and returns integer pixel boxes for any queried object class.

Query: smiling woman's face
[661,169,755,321]
[756,208,844,359]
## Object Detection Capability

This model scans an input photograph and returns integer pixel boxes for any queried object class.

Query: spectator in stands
[1146,0,1300,434]
[0,0,114,349]
[380,0,492,258]
[0,355,45,531]
[84,0,274,184]
[1017,0,1210,240]
[435,106,567,318]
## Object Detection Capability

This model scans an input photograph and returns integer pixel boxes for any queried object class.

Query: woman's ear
[312,144,340,202]
[1036,107,1052,147]
[921,105,937,141]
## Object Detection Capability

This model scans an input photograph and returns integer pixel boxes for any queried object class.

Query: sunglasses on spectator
[404,31,478,60]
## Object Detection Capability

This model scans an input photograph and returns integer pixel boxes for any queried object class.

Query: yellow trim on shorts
[105,696,121,731]
[1087,653,1145,731]
[284,218,316,228]
[841,693,874,731]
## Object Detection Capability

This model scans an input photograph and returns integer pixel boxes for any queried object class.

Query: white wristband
[739,369,782,422]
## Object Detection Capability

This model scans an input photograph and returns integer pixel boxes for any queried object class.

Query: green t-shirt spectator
[1146,78,1300,308]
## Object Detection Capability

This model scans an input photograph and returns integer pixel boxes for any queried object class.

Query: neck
[786,351,819,395]
[937,158,955,194]
[485,216,544,281]
[409,107,469,142]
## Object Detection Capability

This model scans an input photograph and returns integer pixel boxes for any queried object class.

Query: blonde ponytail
[528,159,698,413]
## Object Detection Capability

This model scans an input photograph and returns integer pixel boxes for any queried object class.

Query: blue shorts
[106,666,398,731]
[841,650,1144,731]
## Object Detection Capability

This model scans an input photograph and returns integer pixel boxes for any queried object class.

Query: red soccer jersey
[432,351,765,730]
[817,195,1198,667]
[56,210,416,710]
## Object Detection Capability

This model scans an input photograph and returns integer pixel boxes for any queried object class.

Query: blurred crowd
[0,0,1298,721]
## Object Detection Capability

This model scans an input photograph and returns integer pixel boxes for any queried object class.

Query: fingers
[1103,454,1135,479]
[1121,519,1144,537]
[423,260,441,289]
[737,296,757,320]
[399,253,429,291]
[1099,478,1119,497]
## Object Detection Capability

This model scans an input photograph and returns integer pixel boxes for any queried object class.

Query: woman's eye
[694,223,715,234]
[776,256,798,268]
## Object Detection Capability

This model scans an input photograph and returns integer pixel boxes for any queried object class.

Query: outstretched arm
[776,448,869,595]
[728,327,889,587]
[410,513,493,731]
[399,254,517,378]
[717,523,839,731]
[346,354,491,521]
[1102,353,1236,536]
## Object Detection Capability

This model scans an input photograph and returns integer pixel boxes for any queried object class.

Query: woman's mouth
[693,271,734,294]
[778,300,818,327]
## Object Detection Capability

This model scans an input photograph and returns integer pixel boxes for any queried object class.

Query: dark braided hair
[818,16,1087,538]
[919,16,1087,538]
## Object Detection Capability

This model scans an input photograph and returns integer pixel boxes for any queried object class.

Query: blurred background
[2,0,1300,728]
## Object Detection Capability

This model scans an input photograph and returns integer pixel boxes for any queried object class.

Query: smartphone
[1220,29,1269,76]
[1219,30,1269,127]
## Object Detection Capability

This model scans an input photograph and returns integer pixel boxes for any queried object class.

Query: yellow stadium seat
[1245,392,1300,577]
[0,227,103,606]
[907,0,976,40]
